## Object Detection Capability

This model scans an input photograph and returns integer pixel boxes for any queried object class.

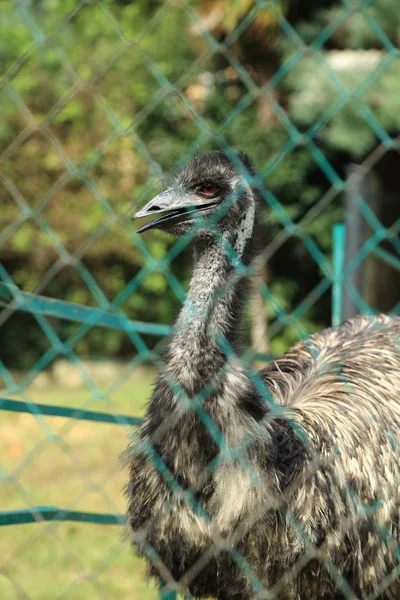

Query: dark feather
[125,151,400,600]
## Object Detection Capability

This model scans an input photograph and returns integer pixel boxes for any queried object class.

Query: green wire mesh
[1,1,400,599]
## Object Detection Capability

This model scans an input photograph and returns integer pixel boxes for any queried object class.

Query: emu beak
[132,188,187,234]
[132,188,218,234]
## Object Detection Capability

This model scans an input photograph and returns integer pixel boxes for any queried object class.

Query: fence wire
[1,1,400,599]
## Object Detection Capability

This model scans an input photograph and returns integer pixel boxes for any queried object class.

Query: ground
[0,367,159,600]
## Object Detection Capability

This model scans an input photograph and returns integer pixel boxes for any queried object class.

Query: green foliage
[1,0,397,367]
[285,52,400,156]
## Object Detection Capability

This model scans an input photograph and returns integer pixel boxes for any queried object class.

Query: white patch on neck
[230,177,255,265]
[235,200,255,258]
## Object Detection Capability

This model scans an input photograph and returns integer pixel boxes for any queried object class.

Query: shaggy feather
[125,151,400,600]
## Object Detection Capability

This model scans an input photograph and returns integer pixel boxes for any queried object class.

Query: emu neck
[181,236,244,345]
[165,231,252,394]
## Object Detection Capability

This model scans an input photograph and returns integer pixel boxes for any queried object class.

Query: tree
[1,0,398,367]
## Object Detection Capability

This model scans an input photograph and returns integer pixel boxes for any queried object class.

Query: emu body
[126,151,400,599]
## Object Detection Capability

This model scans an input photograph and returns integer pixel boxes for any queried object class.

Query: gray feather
[125,151,400,600]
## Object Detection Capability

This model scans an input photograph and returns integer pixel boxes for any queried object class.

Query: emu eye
[199,183,219,197]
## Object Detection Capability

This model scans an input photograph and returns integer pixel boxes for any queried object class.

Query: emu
[126,151,400,599]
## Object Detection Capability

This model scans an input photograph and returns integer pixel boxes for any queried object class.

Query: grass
[0,366,160,600]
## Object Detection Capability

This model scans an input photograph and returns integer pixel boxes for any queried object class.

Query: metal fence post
[332,223,346,327]
[159,585,178,600]
[344,164,365,320]
[344,164,381,319]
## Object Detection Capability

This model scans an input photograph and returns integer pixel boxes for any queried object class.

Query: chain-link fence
[1,1,400,599]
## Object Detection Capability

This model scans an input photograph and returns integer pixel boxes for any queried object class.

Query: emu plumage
[126,151,400,599]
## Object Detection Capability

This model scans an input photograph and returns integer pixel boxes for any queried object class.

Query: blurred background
[0,0,399,599]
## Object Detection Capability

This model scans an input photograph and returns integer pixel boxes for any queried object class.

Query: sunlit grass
[0,367,159,600]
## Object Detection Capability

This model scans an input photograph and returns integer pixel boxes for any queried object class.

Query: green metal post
[159,585,177,599]
[332,223,346,327]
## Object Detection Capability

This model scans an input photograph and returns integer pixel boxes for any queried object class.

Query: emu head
[133,150,258,243]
